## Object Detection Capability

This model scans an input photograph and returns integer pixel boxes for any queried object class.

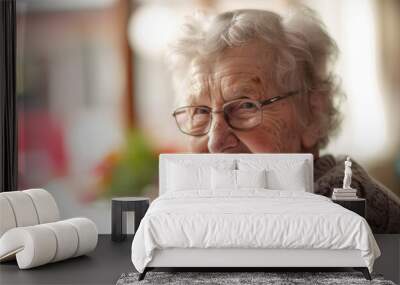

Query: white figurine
[342,157,353,189]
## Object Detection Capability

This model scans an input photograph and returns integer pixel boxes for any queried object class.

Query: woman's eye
[194,108,209,115]
[240,102,257,109]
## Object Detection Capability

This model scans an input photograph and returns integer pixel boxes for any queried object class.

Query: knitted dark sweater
[314,155,400,233]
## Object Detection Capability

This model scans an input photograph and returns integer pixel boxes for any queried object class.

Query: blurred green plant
[91,130,159,199]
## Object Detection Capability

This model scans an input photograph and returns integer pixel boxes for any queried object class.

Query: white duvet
[131,190,380,273]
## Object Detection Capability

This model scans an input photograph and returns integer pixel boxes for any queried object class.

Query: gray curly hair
[168,8,343,148]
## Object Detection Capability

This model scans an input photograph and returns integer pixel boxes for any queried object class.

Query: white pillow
[211,168,236,190]
[267,162,307,191]
[167,160,236,191]
[211,169,267,190]
[236,169,267,189]
[168,163,210,191]
[238,159,309,191]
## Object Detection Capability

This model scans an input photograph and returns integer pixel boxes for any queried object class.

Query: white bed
[131,154,380,280]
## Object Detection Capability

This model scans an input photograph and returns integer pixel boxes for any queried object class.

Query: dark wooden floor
[0,235,134,285]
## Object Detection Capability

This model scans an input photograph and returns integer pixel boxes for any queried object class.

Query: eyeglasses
[172,91,298,136]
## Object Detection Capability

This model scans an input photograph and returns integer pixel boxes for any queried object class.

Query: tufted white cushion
[0,195,17,237]
[0,189,60,237]
[1,191,40,227]
[24,188,60,224]
[42,221,79,262]
[0,189,98,269]
[0,225,57,268]
[0,218,98,269]
[65,218,98,257]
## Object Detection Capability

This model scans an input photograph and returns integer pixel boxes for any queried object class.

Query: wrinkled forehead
[179,42,276,104]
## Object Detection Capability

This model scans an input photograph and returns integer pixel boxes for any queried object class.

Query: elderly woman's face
[181,41,313,154]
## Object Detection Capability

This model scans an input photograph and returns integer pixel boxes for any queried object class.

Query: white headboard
[159,153,314,195]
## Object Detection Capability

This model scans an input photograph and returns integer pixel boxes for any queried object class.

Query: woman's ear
[300,91,324,150]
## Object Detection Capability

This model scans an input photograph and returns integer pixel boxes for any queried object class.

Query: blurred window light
[324,0,387,163]
[344,0,387,155]
[128,4,182,59]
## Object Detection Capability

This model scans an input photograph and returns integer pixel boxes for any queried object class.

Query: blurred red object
[18,110,68,188]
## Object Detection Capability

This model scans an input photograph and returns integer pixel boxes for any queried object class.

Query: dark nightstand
[332,198,366,218]
[111,197,150,242]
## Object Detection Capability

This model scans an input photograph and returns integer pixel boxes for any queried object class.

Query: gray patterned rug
[116,271,396,285]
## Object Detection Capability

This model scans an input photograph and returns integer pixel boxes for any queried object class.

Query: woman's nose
[207,113,238,153]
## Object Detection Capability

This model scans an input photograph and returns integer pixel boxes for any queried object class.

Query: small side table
[332,198,366,218]
[111,197,150,242]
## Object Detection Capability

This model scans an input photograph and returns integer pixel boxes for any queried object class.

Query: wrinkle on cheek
[260,114,285,152]
[260,105,298,152]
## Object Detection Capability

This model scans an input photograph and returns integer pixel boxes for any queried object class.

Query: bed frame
[140,248,371,280]
[139,154,371,281]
